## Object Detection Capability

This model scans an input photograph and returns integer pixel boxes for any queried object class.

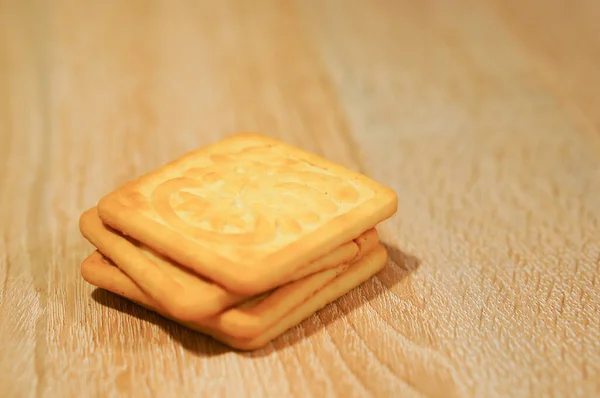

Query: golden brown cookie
[96,133,397,294]
[79,207,379,321]
[80,245,387,350]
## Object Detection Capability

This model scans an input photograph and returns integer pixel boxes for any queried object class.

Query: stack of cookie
[79,133,398,350]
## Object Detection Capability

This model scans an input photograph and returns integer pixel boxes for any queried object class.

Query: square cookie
[79,206,379,321]
[97,133,397,294]
[81,244,387,350]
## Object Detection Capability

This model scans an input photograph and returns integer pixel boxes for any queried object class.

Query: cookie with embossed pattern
[97,133,397,294]
[80,244,387,351]
[79,206,379,321]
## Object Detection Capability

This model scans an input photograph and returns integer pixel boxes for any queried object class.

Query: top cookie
[97,133,397,294]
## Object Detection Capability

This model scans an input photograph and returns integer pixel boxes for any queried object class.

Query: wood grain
[1,0,599,397]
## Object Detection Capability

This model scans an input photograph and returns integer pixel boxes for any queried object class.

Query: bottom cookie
[81,245,387,350]
[79,207,380,322]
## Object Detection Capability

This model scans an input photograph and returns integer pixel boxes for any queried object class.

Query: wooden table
[1,1,599,397]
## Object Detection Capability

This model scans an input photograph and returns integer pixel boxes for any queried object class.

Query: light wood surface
[1,1,599,397]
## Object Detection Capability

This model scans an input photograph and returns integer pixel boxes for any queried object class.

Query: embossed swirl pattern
[149,144,361,245]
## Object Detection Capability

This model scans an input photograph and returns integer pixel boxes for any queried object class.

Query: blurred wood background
[1,0,599,397]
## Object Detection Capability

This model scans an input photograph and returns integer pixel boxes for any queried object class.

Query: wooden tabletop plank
[299,1,600,396]
[1,1,599,397]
